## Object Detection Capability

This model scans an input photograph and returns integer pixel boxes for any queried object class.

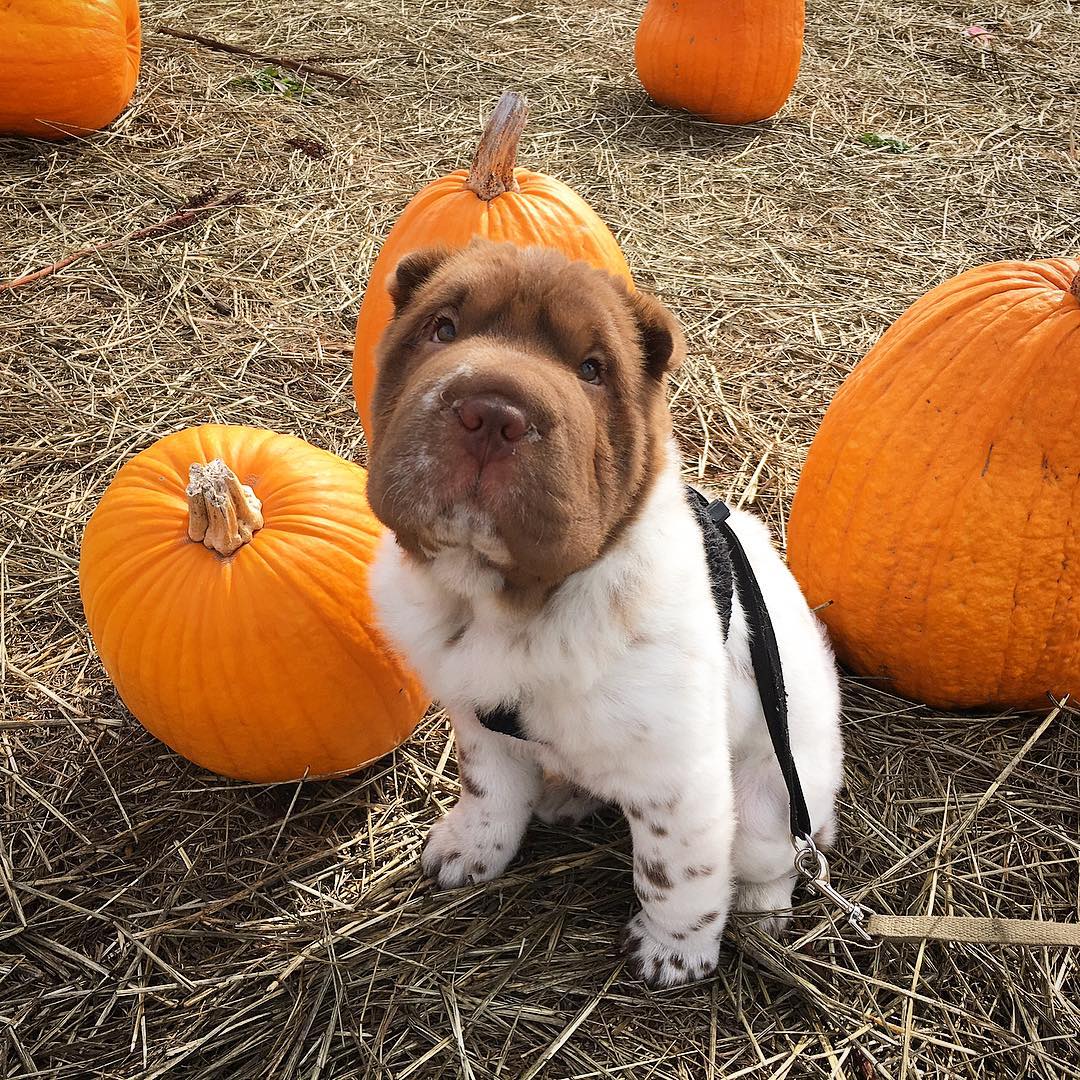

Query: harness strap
[474,701,525,740]
[686,486,734,640]
[686,488,814,842]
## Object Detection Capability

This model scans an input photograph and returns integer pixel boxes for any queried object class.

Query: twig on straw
[0,189,245,292]
[156,26,355,84]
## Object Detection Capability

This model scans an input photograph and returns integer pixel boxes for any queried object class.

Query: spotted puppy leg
[620,789,735,989]
[421,709,543,889]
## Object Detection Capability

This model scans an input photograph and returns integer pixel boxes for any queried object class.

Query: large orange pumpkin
[635,0,804,124]
[352,91,632,439]
[0,1,140,139]
[788,260,1080,710]
[80,425,428,783]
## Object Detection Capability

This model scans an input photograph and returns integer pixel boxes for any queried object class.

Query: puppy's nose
[454,394,529,463]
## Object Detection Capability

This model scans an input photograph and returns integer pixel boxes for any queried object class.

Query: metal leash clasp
[793,837,875,944]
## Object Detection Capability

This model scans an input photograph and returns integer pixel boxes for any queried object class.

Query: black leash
[685,488,813,842]
[476,487,814,844]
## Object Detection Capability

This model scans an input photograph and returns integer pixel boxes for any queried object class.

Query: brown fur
[366,240,685,600]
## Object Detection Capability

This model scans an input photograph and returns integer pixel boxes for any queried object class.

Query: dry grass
[2,0,1079,1077]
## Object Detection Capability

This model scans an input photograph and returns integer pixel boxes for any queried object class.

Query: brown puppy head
[366,238,685,598]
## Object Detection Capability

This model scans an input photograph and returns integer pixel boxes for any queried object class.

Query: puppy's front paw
[620,911,720,989]
[420,803,518,889]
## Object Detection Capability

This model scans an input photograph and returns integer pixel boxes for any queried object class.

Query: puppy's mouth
[372,402,541,566]
[450,432,541,505]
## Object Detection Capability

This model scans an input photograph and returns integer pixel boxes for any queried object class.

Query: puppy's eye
[431,317,457,343]
[578,358,602,384]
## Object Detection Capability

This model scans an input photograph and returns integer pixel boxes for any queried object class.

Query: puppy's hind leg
[534,774,605,826]
[421,709,543,889]
[734,873,797,934]
[735,813,836,932]
[731,769,838,934]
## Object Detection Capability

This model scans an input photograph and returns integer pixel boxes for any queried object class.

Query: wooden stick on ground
[156,26,355,84]
[0,190,245,292]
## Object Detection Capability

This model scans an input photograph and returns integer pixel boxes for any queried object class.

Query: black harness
[476,486,814,843]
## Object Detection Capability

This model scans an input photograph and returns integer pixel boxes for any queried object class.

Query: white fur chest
[368,460,731,794]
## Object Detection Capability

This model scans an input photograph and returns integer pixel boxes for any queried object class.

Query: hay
[2,0,1078,1076]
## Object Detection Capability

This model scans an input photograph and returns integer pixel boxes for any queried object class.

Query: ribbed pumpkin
[0,1,140,139]
[789,260,1080,710]
[79,425,428,783]
[635,0,804,124]
[352,91,632,439]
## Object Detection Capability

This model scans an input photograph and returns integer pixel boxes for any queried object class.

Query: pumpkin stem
[1070,269,1080,302]
[465,91,529,201]
[186,460,263,556]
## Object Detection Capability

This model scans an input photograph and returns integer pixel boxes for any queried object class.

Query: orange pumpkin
[0,0,140,139]
[352,92,632,439]
[635,0,804,124]
[79,425,428,783]
[788,260,1080,710]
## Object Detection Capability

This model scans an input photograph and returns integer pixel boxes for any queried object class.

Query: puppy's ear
[387,247,453,314]
[626,288,686,381]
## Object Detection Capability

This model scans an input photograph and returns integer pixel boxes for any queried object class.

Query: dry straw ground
[2,1,1079,1077]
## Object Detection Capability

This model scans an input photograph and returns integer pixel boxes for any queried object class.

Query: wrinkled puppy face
[366,239,685,596]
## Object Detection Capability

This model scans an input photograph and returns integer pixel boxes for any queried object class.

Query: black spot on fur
[638,858,672,890]
[460,773,487,799]
[693,911,721,930]
[634,882,663,904]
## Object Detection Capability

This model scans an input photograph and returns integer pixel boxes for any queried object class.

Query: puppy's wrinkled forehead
[399,245,636,360]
